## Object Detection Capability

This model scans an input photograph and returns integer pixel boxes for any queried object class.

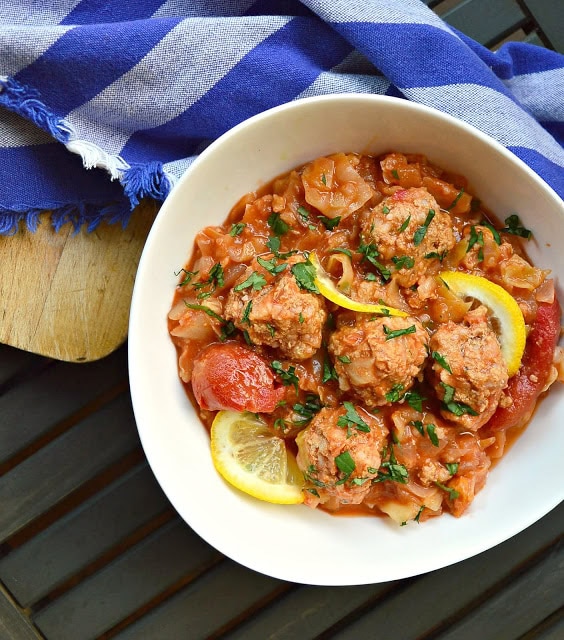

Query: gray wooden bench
[1,2,563,638]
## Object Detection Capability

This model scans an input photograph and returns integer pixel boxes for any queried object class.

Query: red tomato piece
[490,299,562,431]
[191,341,285,413]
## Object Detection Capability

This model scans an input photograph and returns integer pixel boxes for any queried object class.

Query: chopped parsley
[321,173,327,186]
[337,401,371,436]
[291,260,319,293]
[267,212,290,236]
[392,255,415,270]
[446,187,465,211]
[298,312,305,324]
[426,423,439,447]
[305,465,327,488]
[391,169,400,180]
[385,383,405,403]
[467,225,484,261]
[480,220,501,245]
[322,355,338,383]
[319,215,341,231]
[292,394,323,426]
[234,271,267,292]
[410,420,439,446]
[271,361,299,392]
[441,382,479,416]
[398,215,411,233]
[382,205,390,215]
[329,247,352,258]
[256,256,287,275]
[373,445,408,484]
[266,235,298,259]
[405,391,425,412]
[414,505,426,523]
[175,268,198,287]
[431,351,452,374]
[424,250,448,261]
[183,303,236,341]
[337,355,351,364]
[358,241,391,281]
[334,451,355,484]
[413,209,435,246]
[229,222,246,236]
[435,481,460,501]
[446,462,459,476]
[192,263,224,299]
[297,205,310,220]
[501,214,532,239]
[383,324,416,340]
[241,300,253,324]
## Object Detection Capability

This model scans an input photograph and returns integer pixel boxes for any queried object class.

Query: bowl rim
[128,93,564,586]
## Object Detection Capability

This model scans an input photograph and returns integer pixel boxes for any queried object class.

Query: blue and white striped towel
[1,0,563,234]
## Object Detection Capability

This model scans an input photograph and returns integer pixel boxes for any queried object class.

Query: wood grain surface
[0,201,158,362]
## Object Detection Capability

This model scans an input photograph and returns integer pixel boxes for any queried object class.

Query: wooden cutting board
[0,200,158,362]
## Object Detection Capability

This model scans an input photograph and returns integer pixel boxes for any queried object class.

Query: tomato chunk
[191,342,285,413]
[490,299,561,431]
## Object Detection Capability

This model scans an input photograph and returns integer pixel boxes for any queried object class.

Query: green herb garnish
[446,462,459,476]
[337,401,371,436]
[383,324,416,340]
[431,351,452,374]
[234,271,267,292]
[319,215,341,231]
[271,360,299,392]
[392,255,415,270]
[446,187,464,211]
[502,214,532,239]
[435,481,460,500]
[291,260,319,293]
[229,222,246,236]
[413,209,435,246]
[267,212,290,236]
[257,255,287,275]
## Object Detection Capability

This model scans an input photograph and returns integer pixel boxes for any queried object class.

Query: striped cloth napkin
[0,0,563,234]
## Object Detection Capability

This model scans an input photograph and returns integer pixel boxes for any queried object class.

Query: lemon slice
[309,252,407,317]
[439,271,526,376]
[210,410,304,504]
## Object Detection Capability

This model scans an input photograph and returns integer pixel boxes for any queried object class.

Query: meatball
[224,256,327,360]
[429,306,509,430]
[328,315,429,408]
[296,406,388,508]
[361,187,456,287]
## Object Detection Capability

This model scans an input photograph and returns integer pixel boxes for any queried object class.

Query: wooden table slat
[113,560,284,640]
[0,346,127,466]
[520,0,564,53]
[0,346,41,388]
[328,503,564,640]
[0,392,139,541]
[0,463,171,606]
[0,585,42,640]
[435,539,564,640]
[33,519,219,640]
[223,582,397,640]
[440,0,527,47]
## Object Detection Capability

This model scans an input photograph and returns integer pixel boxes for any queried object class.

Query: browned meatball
[361,187,456,287]
[429,306,508,430]
[296,405,388,508]
[224,256,326,360]
[328,315,429,407]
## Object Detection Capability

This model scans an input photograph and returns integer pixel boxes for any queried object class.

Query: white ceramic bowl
[129,94,564,586]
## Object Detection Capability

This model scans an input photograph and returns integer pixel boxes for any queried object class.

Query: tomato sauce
[168,151,562,525]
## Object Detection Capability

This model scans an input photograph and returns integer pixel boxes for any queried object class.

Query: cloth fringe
[122,161,173,209]
[0,199,132,236]
[0,76,73,143]
[0,77,173,231]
